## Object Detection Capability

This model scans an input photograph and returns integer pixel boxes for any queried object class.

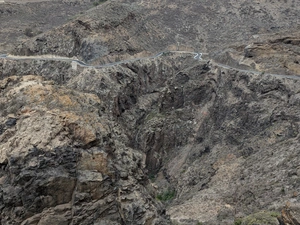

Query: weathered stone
[0,75,170,225]
[1,1,300,224]
[281,203,300,225]
[240,211,280,225]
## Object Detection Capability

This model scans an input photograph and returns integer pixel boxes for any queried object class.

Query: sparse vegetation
[148,173,156,182]
[145,111,165,122]
[24,28,34,37]
[161,51,172,56]
[156,189,176,201]
[234,218,242,225]
[270,211,281,218]
[93,0,107,6]
[24,28,42,37]
[237,211,281,225]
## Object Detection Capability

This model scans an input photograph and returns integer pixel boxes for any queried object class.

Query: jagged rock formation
[281,203,300,225]
[214,32,300,75]
[1,47,300,224]
[1,0,300,225]
[0,57,77,82]
[0,75,170,225]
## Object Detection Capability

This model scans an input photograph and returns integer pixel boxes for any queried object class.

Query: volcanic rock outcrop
[0,75,170,225]
[1,47,300,224]
[1,0,300,224]
[214,32,300,76]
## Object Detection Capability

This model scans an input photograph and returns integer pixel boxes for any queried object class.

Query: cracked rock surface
[1,0,300,224]
[0,75,170,225]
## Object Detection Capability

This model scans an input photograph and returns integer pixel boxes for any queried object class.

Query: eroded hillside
[0,0,95,52]
[1,0,300,225]
[11,0,300,63]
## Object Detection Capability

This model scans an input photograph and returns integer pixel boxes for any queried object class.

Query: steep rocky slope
[0,74,170,225]
[1,0,300,225]
[70,55,300,225]
[214,31,300,75]
[1,47,300,224]
[0,0,95,52]
[11,0,300,63]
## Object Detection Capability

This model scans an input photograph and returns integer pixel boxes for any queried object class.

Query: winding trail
[1,51,299,81]
[169,51,204,60]
[0,51,200,68]
[211,60,300,81]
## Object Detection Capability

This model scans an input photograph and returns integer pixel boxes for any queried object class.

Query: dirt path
[1,52,300,80]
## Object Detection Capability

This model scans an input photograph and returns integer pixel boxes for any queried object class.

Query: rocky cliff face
[1,47,300,224]
[1,0,300,225]
[166,62,300,224]
[214,32,300,76]
[0,75,170,225]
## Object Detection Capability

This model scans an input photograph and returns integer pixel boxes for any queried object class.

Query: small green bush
[24,28,34,37]
[234,218,242,225]
[269,211,281,218]
[148,173,156,182]
[156,189,176,201]
[239,211,280,225]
